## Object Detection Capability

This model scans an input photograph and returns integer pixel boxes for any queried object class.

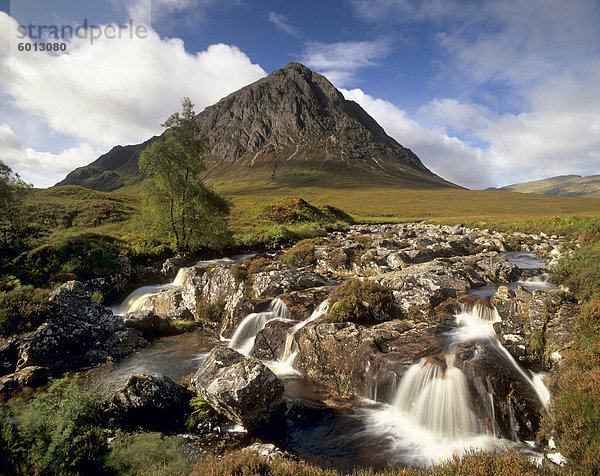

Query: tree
[139,98,232,252]
[0,160,30,253]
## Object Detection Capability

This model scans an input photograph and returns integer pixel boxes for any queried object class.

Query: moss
[328,279,395,324]
[195,300,225,324]
[279,239,318,268]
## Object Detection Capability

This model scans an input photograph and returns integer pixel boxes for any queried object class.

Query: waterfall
[448,303,551,407]
[392,354,482,439]
[279,300,329,367]
[228,298,290,356]
[112,267,190,315]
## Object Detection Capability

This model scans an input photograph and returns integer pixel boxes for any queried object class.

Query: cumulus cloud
[0,124,102,187]
[268,12,300,38]
[341,88,493,189]
[300,39,391,87]
[348,0,600,187]
[0,12,265,186]
[0,13,265,148]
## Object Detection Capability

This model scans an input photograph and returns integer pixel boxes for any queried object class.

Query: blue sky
[1,0,599,189]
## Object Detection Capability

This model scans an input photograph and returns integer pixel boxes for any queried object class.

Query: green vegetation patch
[328,279,395,324]
[7,233,124,289]
[0,287,57,337]
[279,238,321,268]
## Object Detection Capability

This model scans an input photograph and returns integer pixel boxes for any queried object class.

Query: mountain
[488,174,600,198]
[57,62,456,192]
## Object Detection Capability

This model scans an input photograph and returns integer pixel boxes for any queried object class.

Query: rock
[0,337,19,376]
[123,310,159,331]
[253,320,297,360]
[191,346,284,432]
[295,320,442,401]
[458,343,544,441]
[15,365,49,387]
[108,373,192,430]
[251,263,328,298]
[245,442,290,461]
[13,281,141,374]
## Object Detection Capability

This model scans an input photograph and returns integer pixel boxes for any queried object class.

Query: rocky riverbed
[0,222,577,470]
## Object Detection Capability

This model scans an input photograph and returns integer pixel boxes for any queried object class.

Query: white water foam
[279,300,329,367]
[228,298,290,356]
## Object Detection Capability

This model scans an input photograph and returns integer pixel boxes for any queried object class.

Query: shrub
[2,377,109,475]
[196,300,225,323]
[328,279,395,324]
[0,287,57,337]
[555,241,600,301]
[105,432,192,476]
[279,239,318,268]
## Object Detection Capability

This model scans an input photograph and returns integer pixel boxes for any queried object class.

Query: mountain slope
[489,174,600,197]
[58,62,456,192]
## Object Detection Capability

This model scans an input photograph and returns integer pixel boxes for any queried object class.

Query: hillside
[57,62,456,192]
[489,174,600,197]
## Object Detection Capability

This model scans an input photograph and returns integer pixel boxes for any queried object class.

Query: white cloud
[300,40,391,87]
[268,12,300,38]
[0,12,266,186]
[341,88,493,189]
[0,124,102,187]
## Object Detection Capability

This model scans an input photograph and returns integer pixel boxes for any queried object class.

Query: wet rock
[253,320,297,360]
[296,320,442,400]
[108,373,192,430]
[15,365,50,387]
[191,346,284,432]
[245,442,290,461]
[458,343,544,441]
[277,286,335,320]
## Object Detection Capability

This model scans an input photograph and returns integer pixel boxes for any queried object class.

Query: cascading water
[111,267,189,315]
[228,298,290,355]
[392,354,482,439]
[279,300,329,367]
[448,303,551,407]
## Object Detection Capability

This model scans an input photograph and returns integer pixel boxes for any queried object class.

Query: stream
[88,251,553,470]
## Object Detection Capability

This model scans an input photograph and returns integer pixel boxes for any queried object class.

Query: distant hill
[488,174,600,198]
[57,62,457,192]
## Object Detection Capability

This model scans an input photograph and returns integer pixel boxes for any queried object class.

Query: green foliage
[2,377,109,475]
[8,233,122,288]
[328,279,395,324]
[139,97,232,252]
[189,395,215,422]
[0,287,56,337]
[195,300,225,324]
[542,226,600,474]
[263,197,354,226]
[279,239,318,268]
[105,432,192,476]
[555,241,600,301]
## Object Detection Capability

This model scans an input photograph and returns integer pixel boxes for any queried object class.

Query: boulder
[191,346,284,432]
[295,319,442,401]
[13,281,141,374]
[108,373,192,430]
[251,263,328,298]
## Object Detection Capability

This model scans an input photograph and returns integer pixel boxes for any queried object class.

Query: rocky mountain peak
[57,62,454,191]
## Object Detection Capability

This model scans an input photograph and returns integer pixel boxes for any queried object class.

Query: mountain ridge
[488,174,600,198]
[57,62,457,192]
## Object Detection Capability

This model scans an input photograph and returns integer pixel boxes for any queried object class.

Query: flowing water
[88,250,553,470]
[228,298,291,355]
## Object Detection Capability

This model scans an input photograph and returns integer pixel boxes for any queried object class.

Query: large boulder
[13,281,141,374]
[191,346,284,432]
[251,262,328,298]
[107,373,192,430]
[295,319,443,401]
